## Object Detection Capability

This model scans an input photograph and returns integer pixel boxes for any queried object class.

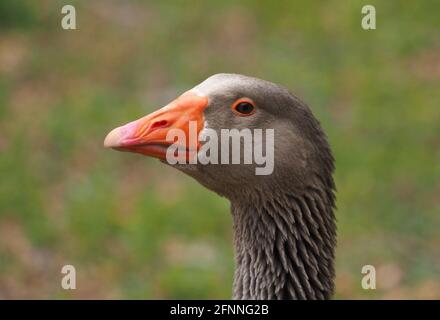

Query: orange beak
[104,92,208,160]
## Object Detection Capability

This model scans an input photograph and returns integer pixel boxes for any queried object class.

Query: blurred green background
[0,0,439,299]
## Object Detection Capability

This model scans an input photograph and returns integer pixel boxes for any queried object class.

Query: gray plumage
[173,74,337,300]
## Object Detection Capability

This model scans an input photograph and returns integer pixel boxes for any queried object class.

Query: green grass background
[0,0,439,299]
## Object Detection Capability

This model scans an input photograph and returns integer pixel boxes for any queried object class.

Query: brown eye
[231,98,256,116]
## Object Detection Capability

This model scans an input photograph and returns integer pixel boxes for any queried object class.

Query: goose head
[104,73,336,299]
[104,73,333,201]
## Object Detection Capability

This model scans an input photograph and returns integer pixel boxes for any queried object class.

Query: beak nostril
[150,119,168,130]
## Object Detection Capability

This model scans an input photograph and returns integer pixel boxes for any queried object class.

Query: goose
[104,73,336,300]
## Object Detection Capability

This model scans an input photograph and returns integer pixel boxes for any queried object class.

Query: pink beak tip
[104,127,122,148]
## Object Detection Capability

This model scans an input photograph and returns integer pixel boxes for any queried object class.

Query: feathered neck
[230,184,336,300]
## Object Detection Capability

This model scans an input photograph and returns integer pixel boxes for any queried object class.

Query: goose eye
[232,99,255,116]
